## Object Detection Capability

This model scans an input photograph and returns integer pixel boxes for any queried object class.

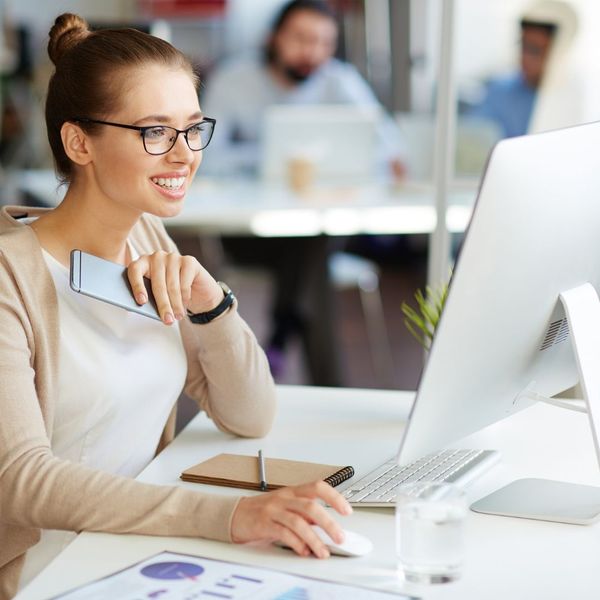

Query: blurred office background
[1,0,599,400]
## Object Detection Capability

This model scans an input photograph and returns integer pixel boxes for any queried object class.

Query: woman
[0,14,350,598]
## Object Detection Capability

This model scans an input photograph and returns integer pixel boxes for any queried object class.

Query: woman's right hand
[127,250,224,325]
[230,481,352,559]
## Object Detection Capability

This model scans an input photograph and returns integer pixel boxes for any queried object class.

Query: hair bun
[48,13,90,65]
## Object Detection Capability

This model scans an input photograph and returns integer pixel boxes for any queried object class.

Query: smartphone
[69,249,161,321]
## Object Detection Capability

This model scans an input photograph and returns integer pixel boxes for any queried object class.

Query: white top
[201,56,405,175]
[18,243,187,589]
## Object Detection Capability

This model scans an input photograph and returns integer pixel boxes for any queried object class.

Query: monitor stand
[471,282,600,525]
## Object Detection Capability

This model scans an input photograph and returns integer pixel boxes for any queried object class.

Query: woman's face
[84,63,203,219]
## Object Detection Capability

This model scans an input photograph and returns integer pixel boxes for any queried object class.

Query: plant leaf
[401,277,450,350]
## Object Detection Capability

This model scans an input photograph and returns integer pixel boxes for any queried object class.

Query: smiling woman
[0,13,351,599]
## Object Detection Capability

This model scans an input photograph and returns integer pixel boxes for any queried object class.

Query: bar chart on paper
[273,587,309,600]
[52,551,416,599]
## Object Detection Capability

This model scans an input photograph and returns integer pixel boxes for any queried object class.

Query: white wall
[4,0,137,68]
[6,0,136,25]
[224,0,285,57]
[455,0,529,83]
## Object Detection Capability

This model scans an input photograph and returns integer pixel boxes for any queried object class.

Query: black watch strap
[188,282,235,324]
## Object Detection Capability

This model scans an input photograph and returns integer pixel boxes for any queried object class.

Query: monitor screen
[398,120,600,465]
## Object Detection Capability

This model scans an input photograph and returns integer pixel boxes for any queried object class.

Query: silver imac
[397,121,600,522]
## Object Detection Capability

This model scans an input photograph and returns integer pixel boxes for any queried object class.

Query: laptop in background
[260,104,380,185]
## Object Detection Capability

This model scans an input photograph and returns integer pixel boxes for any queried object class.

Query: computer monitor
[397,120,600,481]
[260,104,380,184]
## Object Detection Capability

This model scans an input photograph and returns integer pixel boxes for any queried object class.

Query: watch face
[218,281,231,294]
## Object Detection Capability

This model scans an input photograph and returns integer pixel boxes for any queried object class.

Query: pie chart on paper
[140,561,205,580]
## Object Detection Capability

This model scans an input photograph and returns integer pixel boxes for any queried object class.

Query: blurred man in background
[202,0,405,177]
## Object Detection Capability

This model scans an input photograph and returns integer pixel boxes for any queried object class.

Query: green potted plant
[401,281,449,350]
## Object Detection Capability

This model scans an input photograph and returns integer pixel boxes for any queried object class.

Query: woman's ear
[60,122,93,166]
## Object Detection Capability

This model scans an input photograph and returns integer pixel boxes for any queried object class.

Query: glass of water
[395,481,467,584]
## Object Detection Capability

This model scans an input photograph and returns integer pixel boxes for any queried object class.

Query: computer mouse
[312,525,373,557]
[276,525,373,557]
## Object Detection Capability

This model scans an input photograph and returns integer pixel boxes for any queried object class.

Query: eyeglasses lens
[142,122,213,155]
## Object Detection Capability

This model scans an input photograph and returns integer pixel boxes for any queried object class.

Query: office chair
[328,251,395,386]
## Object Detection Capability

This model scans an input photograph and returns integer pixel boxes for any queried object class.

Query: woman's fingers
[127,256,151,305]
[230,481,352,558]
[127,252,176,324]
[179,255,198,310]
[275,507,330,559]
[145,252,174,324]
[127,252,218,325]
[273,523,310,557]
[279,494,344,547]
[299,480,353,519]
[165,252,186,320]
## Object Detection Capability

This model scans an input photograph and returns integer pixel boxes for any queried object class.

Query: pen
[258,449,268,491]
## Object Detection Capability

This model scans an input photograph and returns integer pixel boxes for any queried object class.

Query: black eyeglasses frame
[72,117,216,155]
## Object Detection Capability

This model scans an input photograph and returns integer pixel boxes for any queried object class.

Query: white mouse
[276,525,373,557]
[312,525,373,557]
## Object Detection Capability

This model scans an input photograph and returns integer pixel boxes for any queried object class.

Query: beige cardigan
[0,206,276,599]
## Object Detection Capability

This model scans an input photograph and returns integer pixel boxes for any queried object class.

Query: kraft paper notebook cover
[180,453,354,491]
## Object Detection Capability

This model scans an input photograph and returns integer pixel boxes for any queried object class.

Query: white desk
[16,385,600,600]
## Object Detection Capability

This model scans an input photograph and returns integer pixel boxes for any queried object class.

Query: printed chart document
[51,550,418,599]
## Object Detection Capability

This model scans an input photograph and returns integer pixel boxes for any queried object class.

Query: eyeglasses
[72,117,216,155]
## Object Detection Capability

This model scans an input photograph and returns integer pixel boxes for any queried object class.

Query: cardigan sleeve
[179,308,277,439]
[0,254,241,541]
[143,215,277,439]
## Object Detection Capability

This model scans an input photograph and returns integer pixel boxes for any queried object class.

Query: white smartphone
[69,249,161,321]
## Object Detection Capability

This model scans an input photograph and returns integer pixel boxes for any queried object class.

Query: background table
[16,384,600,600]
[12,170,476,237]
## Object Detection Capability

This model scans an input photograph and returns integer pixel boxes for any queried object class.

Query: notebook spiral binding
[324,465,355,487]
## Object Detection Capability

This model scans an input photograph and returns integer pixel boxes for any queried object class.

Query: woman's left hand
[127,251,224,325]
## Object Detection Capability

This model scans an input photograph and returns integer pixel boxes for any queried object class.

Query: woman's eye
[145,127,167,141]
[187,124,204,138]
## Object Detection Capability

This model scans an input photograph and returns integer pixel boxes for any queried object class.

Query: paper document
[51,550,418,599]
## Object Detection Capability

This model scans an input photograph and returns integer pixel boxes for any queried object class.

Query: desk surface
[13,170,476,237]
[16,385,600,600]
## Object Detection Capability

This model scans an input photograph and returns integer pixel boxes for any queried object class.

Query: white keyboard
[341,449,500,507]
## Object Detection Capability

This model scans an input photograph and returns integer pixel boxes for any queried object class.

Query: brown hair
[46,13,198,182]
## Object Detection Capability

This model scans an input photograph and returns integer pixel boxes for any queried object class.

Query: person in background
[0,13,352,599]
[202,0,406,177]
[201,0,405,382]
[469,17,557,139]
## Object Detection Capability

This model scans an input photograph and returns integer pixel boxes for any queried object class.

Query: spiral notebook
[180,453,354,491]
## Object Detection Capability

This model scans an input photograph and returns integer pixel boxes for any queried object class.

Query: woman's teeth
[152,176,185,190]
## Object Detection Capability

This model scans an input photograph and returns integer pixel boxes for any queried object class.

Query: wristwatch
[187,281,235,324]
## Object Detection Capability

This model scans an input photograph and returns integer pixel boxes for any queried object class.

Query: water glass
[395,481,467,584]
